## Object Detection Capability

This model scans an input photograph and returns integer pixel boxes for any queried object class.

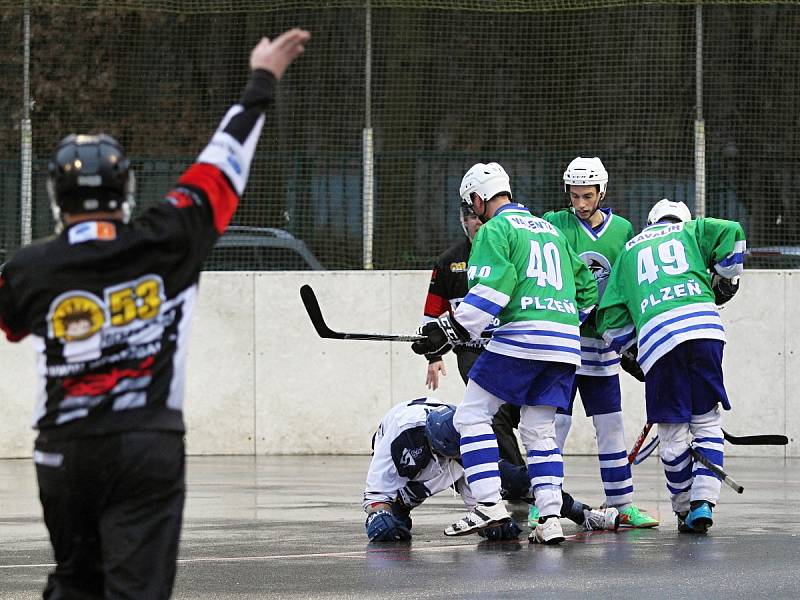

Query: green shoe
[618,504,659,528]
[527,504,540,528]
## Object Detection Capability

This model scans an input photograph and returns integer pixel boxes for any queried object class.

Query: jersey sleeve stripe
[713,261,744,280]
[462,292,504,317]
[601,325,636,352]
[178,163,239,234]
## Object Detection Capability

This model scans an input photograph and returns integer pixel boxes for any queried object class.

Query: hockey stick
[634,429,789,465]
[722,429,788,446]
[689,446,744,494]
[300,285,424,342]
[632,436,660,465]
[627,423,653,464]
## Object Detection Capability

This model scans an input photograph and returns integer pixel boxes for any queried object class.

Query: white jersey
[362,398,475,511]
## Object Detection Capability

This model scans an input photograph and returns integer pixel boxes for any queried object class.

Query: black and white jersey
[362,398,476,511]
[0,71,276,440]
[423,238,471,321]
[422,238,488,355]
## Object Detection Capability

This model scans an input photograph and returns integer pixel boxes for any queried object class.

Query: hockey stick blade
[300,285,424,342]
[722,429,788,446]
[689,447,744,494]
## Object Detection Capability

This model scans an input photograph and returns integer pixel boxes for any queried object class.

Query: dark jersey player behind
[420,201,525,469]
[0,29,310,600]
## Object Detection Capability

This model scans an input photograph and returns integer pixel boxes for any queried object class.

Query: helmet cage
[459,201,478,239]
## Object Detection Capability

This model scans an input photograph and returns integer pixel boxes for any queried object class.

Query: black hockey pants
[34,430,185,600]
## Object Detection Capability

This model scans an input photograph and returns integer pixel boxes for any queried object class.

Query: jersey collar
[494,203,530,217]
[576,207,614,241]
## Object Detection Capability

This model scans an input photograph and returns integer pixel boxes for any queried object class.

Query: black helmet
[47,133,135,223]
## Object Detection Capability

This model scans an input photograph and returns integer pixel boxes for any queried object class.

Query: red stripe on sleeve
[178,163,240,234]
[423,293,451,319]
[0,319,27,342]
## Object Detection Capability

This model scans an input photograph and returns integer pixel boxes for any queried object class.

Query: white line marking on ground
[1,534,592,569]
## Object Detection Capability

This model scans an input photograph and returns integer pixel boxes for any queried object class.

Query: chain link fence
[1,1,798,269]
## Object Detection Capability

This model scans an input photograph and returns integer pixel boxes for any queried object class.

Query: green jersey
[543,207,634,376]
[453,203,598,366]
[596,218,746,374]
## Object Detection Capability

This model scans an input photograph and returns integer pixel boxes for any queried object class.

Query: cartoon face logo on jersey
[47,292,107,342]
[580,251,612,298]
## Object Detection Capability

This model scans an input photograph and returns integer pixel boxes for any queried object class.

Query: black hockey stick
[689,447,744,494]
[300,284,424,342]
[722,429,788,446]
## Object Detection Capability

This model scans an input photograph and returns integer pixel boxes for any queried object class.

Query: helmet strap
[472,194,490,224]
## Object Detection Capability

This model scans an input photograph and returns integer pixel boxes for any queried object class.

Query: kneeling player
[362,398,619,542]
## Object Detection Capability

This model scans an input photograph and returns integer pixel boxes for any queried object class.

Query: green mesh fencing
[1,1,799,270]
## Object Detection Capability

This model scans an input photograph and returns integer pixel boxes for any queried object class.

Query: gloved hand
[477,520,522,541]
[620,345,645,382]
[583,307,598,330]
[391,501,413,530]
[711,274,739,306]
[365,510,412,542]
[411,314,470,356]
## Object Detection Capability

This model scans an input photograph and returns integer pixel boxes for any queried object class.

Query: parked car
[204,226,325,271]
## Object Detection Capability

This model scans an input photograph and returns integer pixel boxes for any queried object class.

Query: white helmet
[459,162,512,208]
[647,198,692,225]
[563,156,608,195]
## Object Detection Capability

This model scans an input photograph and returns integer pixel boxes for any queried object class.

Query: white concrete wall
[0,270,796,458]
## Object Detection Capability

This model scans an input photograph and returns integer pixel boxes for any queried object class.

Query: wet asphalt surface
[2,454,799,599]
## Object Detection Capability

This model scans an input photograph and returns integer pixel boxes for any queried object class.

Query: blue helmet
[425,404,460,458]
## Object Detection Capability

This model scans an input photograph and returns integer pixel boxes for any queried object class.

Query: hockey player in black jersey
[420,202,525,468]
[0,29,309,599]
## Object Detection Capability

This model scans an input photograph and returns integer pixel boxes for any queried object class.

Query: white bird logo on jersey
[400,447,424,468]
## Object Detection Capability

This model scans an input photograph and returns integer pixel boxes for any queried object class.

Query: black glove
[411,314,470,356]
[620,345,645,382]
[711,274,739,306]
[391,500,413,530]
[583,307,598,330]
[478,520,522,541]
